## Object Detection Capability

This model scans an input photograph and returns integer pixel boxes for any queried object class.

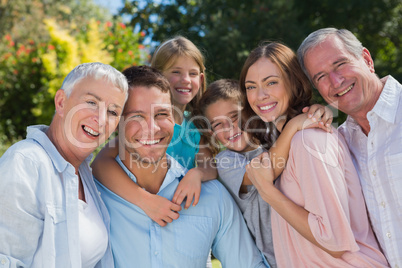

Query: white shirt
[339,75,402,268]
[79,180,108,268]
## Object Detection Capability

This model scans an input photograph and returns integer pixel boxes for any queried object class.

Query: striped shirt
[339,75,402,268]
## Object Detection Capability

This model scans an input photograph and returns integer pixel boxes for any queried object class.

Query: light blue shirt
[0,125,114,268]
[95,155,268,268]
[167,111,201,169]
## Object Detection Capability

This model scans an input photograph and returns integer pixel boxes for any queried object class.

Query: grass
[212,259,222,268]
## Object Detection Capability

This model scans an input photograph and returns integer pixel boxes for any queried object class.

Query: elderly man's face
[304,35,376,116]
[58,77,126,155]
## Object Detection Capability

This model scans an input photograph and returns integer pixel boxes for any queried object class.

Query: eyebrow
[124,106,171,116]
[87,92,123,110]
[245,75,278,84]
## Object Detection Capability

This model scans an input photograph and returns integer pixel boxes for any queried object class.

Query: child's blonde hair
[151,36,207,113]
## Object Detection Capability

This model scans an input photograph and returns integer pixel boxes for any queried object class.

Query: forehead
[125,86,171,111]
[169,55,200,70]
[305,36,351,73]
[70,77,126,104]
[246,58,280,80]
[206,99,240,119]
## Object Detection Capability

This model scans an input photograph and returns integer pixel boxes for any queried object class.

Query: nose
[329,71,344,88]
[181,72,191,84]
[257,86,269,100]
[143,117,161,138]
[95,103,107,128]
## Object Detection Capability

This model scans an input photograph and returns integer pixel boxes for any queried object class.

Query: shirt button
[386,232,391,238]
[0,258,6,265]
[154,251,158,256]
[372,170,377,176]
[380,202,386,208]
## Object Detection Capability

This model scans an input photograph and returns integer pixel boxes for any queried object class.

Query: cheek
[246,91,256,106]
[191,77,201,92]
[159,120,174,133]
[123,121,141,138]
[215,132,227,144]
[167,75,178,86]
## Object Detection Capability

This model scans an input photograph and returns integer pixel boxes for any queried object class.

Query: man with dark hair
[95,66,268,268]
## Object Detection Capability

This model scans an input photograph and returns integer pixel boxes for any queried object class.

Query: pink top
[272,128,389,267]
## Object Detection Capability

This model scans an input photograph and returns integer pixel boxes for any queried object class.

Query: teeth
[260,103,276,111]
[138,139,161,145]
[228,133,241,141]
[177,88,190,92]
[337,85,353,96]
[83,126,99,137]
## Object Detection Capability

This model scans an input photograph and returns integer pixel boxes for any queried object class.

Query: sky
[94,0,124,15]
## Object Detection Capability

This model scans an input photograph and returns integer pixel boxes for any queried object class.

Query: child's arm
[92,138,182,227]
[269,104,333,179]
[171,136,217,209]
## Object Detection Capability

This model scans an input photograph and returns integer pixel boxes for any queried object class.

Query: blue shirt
[95,155,268,268]
[167,111,201,169]
[0,125,114,268]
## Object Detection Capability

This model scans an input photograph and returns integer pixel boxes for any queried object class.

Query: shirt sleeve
[288,129,360,252]
[211,182,268,268]
[0,151,44,267]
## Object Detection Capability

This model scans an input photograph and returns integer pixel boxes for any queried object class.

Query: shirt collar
[115,154,187,194]
[343,75,401,130]
[27,125,93,172]
[26,125,80,173]
[371,75,400,124]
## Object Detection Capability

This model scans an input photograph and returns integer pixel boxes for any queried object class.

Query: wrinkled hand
[172,168,202,209]
[143,193,182,227]
[245,152,276,192]
[302,104,333,131]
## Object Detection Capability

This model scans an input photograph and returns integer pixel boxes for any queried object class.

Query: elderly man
[0,62,128,267]
[94,66,268,268]
[298,27,402,267]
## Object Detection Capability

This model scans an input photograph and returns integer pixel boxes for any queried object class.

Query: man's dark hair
[122,65,171,93]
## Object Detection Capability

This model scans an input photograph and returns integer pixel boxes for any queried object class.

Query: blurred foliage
[0,0,147,153]
[121,0,402,126]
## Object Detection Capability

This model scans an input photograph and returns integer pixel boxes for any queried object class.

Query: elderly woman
[0,62,128,267]
[240,42,389,267]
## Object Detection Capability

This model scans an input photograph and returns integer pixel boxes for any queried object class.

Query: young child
[193,79,332,268]
[91,36,215,226]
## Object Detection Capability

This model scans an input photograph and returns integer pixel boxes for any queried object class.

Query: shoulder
[201,180,230,197]
[291,128,345,148]
[289,128,349,164]
[0,139,48,166]
[200,180,235,205]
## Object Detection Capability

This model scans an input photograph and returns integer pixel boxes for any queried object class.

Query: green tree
[121,0,402,125]
[0,0,147,155]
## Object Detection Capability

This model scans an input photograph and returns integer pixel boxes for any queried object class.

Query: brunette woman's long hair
[239,42,312,149]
